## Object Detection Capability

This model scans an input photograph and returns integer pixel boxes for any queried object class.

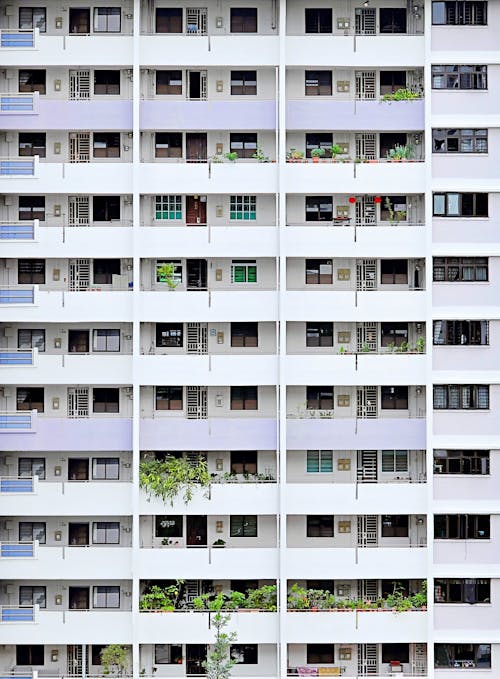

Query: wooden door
[186,195,207,225]
[186,133,207,162]
[186,515,207,546]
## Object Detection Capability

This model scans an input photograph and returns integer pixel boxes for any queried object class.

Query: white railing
[0,286,35,304]
[0,349,35,366]
[0,91,38,113]
[0,219,37,240]
[0,410,36,431]
[0,540,37,558]
[0,476,37,493]
[0,28,37,48]
[0,604,38,623]
[0,155,38,176]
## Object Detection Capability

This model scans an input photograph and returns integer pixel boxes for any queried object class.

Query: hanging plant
[139,455,211,506]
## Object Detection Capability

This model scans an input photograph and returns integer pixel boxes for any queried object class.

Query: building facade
[0,0,497,677]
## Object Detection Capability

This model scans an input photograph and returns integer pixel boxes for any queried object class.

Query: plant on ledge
[139,582,183,611]
[101,645,129,676]
[311,147,326,162]
[224,151,238,162]
[139,455,211,506]
[286,148,305,162]
[387,144,415,162]
[156,263,179,290]
[384,197,407,223]
[252,146,270,162]
[381,88,421,101]
[329,143,344,161]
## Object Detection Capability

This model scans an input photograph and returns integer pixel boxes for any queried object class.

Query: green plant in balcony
[310,147,326,161]
[329,143,344,160]
[387,144,415,161]
[224,151,238,162]
[245,584,277,611]
[382,88,421,101]
[139,455,211,506]
[139,583,183,611]
[286,148,305,162]
[156,262,179,290]
[416,336,425,353]
[252,146,270,162]
[100,645,129,676]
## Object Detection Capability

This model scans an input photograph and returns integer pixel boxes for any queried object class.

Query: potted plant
[310,147,326,163]
[252,146,269,163]
[212,538,226,548]
[139,583,182,611]
[224,151,238,162]
[386,144,415,162]
[329,143,343,162]
[156,263,179,291]
[286,148,305,163]
[416,336,425,353]
[245,584,277,611]
[381,88,421,102]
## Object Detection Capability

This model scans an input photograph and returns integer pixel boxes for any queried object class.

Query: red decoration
[374,196,382,204]
[348,196,356,204]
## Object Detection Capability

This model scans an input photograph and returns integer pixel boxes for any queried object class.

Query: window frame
[154,644,183,664]
[92,387,120,413]
[306,386,334,410]
[230,7,258,33]
[434,643,491,669]
[19,69,46,95]
[155,132,183,159]
[18,196,45,221]
[155,7,183,33]
[231,260,257,284]
[19,7,47,31]
[92,457,120,480]
[381,386,409,410]
[305,70,333,96]
[155,195,183,220]
[156,323,184,348]
[92,521,120,544]
[306,515,334,537]
[306,450,334,473]
[156,70,183,95]
[229,133,258,159]
[434,449,490,475]
[94,70,121,95]
[230,195,257,221]
[230,644,259,664]
[93,197,121,222]
[230,386,258,410]
[380,259,408,285]
[19,585,47,608]
[93,132,121,158]
[16,387,44,413]
[19,132,46,158]
[432,128,488,153]
[18,259,45,284]
[16,645,45,666]
[434,514,490,539]
[93,7,121,33]
[432,193,488,217]
[19,457,46,479]
[19,521,46,544]
[431,64,488,90]
[433,320,489,345]
[305,258,333,284]
[381,450,409,473]
[306,322,334,347]
[93,258,120,283]
[231,322,258,348]
[433,257,488,281]
[156,260,182,285]
[230,451,258,475]
[305,8,333,33]
[230,515,258,537]
[432,1,488,25]
[155,386,183,411]
[92,329,120,352]
[18,329,45,352]
[230,70,257,95]
[433,384,489,410]
[305,197,333,222]
[381,514,409,538]
[93,585,120,608]
[434,578,491,603]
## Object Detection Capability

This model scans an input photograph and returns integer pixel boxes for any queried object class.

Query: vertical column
[131,1,141,676]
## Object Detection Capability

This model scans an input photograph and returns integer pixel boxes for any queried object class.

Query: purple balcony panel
[287,418,426,450]
[0,100,133,131]
[287,99,425,131]
[0,417,132,451]
[140,417,277,451]
[141,100,277,131]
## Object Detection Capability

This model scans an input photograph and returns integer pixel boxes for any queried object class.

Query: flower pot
[312,157,319,163]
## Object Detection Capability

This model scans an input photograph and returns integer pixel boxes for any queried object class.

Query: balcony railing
[0,220,37,240]
[0,604,37,623]
[0,476,35,493]
[0,29,36,48]
[0,156,37,176]
[0,540,37,558]
[0,349,35,366]
[0,92,37,113]
[0,410,36,431]
[0,287,35,304]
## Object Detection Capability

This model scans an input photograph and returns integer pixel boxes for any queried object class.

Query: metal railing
[0,349,35,366]
[0,476,35,493]
[0,287,35,304]
[0,92,37,112]
[0,29,36,48]
[0,410,36,430]
[0,541,37,558]
[0,604,37,623]
[0,156,37,176]
[0,220,37,240]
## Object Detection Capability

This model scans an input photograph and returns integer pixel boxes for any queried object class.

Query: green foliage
[224,151,238,162]
[286,148,305,161]
[384,196,407,223]
[245,584,277,611]
[100,645,129,676]
[311,147,326,158]
[416,336,425,353]
[329,144,344,158]
[139,455,211,506]
[286,583,426,612]
[139,583,183,611]
[252,146,269,162]
[156,263,179,290]
[382,88,420,101]
[387,144,415,161]
[202,593,238,679]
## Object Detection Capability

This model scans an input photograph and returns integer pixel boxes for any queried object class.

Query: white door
[357,450,378,482]
[355,70,376,100]
[68,388,90,418]
[69,259,90,291]
[356,322,377,352]
[355,133,376,160]
[356,259,377,291]
[355,196,376,227]
[69,70,90,100]
[355,8,376,34]
[357,643,378,675]
[186,8,208,34]
[187,323,208,354]
[186,386,208,419]
[69,133,90,163]
[357,386,378,419]
[68,196,90,227]
[357,515,378,547]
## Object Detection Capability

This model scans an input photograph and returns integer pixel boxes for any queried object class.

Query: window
[231,386,258,410]
[381,515,409,538]
[433,193,488,217]
[94,70,120,95]
[68,329,90,353]
[155,515,183,538]
[434,449,490,474]
[18,259,45,285]
[433,320,488,345]
[230,8,257,32]
[19,69,46,95]
[68,458,89,481]
[306,259,333,284]
[93,197,120,221]
[306,322,333,347]
[19,522,46,544]
[230,645,258,664]
[433,384,489,409]
[380,71,407,96]
[19,586,46,608]
[93,586,120,608]
[93,329,120,352]
[92,457,120,480]
[231,322,258,347]
[305,197,333,222]
[93,258,120,283]
[156,386,183,410]
[155,133,182,159]
[69,8,90,33]
[231,260,257,283]
[91,645,106,666]
[155,195,182,221]
[16,646,44,665]
[381,450,409,473]
[93,387,120,413]
[17,387,44,413]
[381,323,408,348]
[380,195,407,222]
[432,128,488,153]
[156,323,183,348]
[19,133,46,158]
[19,196,45,221]
[156,70,183,95]
[307,644,335,664]
[19,7,46,31]
[380,259,408,285]
[306,133,333,158]
[231,451,257,475]
[156,260,182,284]
[435,644,491,669]
[155,645,183,664]
[307,450,333,473]
[432,65,487,90]
[230,515,258,537]
[305,70,332,96]
[18,329,45,352]
[382,644,410,664]
[93,7,121,32]
[432,1,487,24]
[230,195,256,221]
[381,386,408,409]
[380,8,407,32]
[433,257,488,281]
[230,133,257,158]
[93,521,120,544]
[435,514,490,539]
[93,133,120,158]
[156,8,183,32]
[231,71,257,95]
[19,457,45,479]
[306,386,334,410]
[307,515,334,537]
[305,8,333,32]
[435,579,490,603]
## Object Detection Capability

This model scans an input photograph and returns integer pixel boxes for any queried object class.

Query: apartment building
[0,0,497,677]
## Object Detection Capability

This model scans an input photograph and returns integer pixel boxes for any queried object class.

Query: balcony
[0,157,37,177]
[0,605,36,623]
[0,220,37,241]
[15,225,133,259]
[0,91,37,114]
[0,476,34,493]
[0,29,36,48]
[0,350,34,366]
[284,161,425,194]
[0,541,36,558]
[5,161,133,194]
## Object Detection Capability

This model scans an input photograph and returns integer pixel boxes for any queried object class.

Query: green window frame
[155,195,182,221]
[231,260,257,283]
[230,195,256,221]
[307,450,333,473]
[381,450,409,472]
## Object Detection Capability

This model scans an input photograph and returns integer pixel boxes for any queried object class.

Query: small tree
[139,455,211,506]
[203,593,238,679]
[156,263,179,290]
[101,645,128,676]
